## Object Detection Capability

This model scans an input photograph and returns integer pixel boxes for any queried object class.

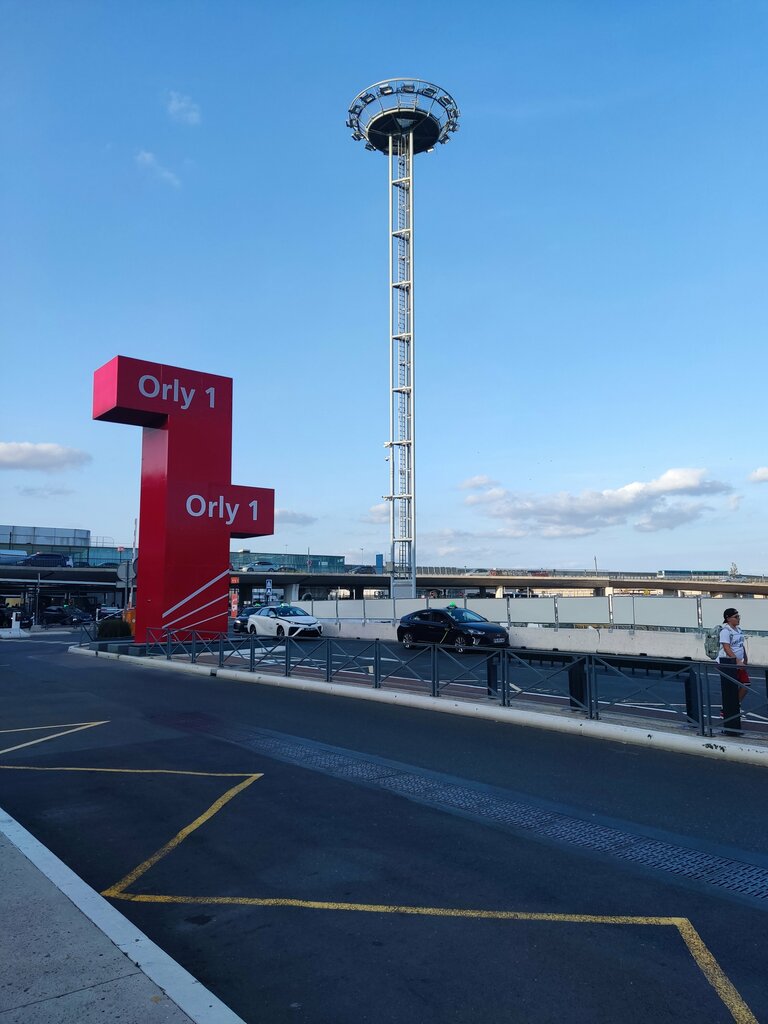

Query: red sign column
[93,355,274,642]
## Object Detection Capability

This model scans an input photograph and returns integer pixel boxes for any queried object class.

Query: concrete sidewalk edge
[0,806,247,1024]
[69,645,768,769]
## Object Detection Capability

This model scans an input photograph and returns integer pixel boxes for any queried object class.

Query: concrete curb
[69,645,768,769]
[0,805,247,1024]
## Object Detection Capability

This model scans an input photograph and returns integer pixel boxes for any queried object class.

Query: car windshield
[445,608,487,624]
[275,606,309,617]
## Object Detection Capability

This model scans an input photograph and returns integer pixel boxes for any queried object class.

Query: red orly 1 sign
[93,355,274,642]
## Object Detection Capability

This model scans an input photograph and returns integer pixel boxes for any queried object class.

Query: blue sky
[2,0,767,571]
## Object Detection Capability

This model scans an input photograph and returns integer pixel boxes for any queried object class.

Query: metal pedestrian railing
[105,630,768,741]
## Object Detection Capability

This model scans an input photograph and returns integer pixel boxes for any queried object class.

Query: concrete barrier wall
[316,618,768,666]
[302,594,768,666]
[302,594,768,634]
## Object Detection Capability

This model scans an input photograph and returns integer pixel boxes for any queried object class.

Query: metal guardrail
[128,630,768,741]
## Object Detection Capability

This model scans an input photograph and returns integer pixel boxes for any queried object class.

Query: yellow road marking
[0,722,107,734]
[0,721,109,755]
[102,773,262,898]
[1,754,756,1021]
[676,919,758,1024]
[0,766,254,778]
[107,893,758,1022]
[105,895,683,923]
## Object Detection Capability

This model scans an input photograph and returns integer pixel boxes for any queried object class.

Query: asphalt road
[1,631,766,1023]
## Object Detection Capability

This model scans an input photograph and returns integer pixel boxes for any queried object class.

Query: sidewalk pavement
[0,812,246,1024]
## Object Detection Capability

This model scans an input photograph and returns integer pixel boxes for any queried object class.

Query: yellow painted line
[0,721,109,755]
[102,773,262,898]
[676,919,758,1024]
[0,766,254,778]
[2,742,753,1020]
[108,895,757,1021]
[0,722,107,734]
[108,894,680,923]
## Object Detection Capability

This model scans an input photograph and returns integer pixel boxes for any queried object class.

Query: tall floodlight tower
[347,78,460,598]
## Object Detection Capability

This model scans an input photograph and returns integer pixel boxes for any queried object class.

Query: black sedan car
[20,552,73,567]
[41,606,93,626]
[397,606,509,653]
[232,605,261,633]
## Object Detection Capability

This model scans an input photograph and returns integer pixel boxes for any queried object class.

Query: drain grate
[158,713,768,903]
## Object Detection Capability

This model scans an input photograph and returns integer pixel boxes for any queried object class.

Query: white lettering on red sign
[185,495,260,527]
[185,493,241,526]
[139,374,202,411]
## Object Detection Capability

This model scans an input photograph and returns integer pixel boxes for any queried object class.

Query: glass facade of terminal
[1,526,346,573]
[0,525,133,567]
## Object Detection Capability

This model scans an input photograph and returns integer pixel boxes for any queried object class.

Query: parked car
[397,606,509,653]
[349,565,375,574]
[232,605,261,633]
[0,606,32,628]
[274,564,298,572]
[41,606,92,626]
[243,561,278,573]
[246,605,322,639]
[21,553,73,567]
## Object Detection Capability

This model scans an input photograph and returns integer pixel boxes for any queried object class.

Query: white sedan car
[247,605,322,639]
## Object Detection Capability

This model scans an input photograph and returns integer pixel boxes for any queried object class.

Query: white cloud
[135,150,180,188]
[634,503,710,533]
[458,475,499,490]
[463,467,733,538]
[17,486,74,497]
[275,509,317,526]
[167,91,201,125]
[749,467,768,483]
[0,442,91,471]
[361,503,388,524]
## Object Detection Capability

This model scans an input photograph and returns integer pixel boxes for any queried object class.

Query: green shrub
[97,618,132,639]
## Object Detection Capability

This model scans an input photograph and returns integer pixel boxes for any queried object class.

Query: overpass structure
[2,565,764,618]
[276,570,768,601]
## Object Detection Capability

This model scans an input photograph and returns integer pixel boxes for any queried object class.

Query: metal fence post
[326,639,333,683]
[586,654,598,719]
[697,663,712,736]
[249,633,255,673]
[284,638,291,676]
[166,631,172,660]
[218,634,224,667]
[431,644,439,697]
[568,657,587,713]
[191,633,197,664]
[501,652,509,707]
[683,664,701,731]
[373,638,381,689]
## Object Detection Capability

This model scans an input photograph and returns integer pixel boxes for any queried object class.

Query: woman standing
[718,607,749,703]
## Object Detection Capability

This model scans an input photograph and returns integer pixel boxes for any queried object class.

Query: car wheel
[248,624,256,634]
[276,625,285,638]
[454,633,470,654]
[401,631,416,649]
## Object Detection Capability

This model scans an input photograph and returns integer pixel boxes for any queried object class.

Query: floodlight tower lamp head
[347,78,461,155]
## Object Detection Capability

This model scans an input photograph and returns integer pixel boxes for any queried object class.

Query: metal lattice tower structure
[347,78,460,596]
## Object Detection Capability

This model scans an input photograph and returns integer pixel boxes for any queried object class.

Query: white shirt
[717,624,745,662]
